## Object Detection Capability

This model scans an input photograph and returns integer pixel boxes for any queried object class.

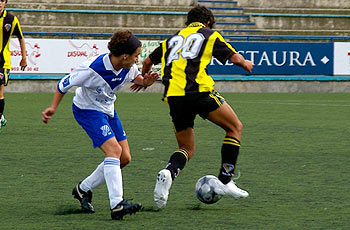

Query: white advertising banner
[10,38,349,78]
[10,38,161,74]
[334,42,350,75]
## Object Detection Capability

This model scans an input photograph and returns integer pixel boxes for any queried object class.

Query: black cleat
[110,199,142,220]
[72,183,95,213]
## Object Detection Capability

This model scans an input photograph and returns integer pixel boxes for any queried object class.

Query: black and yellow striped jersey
[149,22,237,99]
[0,10,23,69]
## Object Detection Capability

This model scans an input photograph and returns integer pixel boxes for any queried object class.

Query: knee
[104,143,122,159]
[236,120,243,133]
[123,154,132,166]
[227,120,243,137]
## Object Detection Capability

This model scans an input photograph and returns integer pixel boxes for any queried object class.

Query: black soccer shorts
[0,68,10,86]
[167,90,225,132]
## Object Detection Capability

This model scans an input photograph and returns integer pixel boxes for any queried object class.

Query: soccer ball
[195,175,222,204]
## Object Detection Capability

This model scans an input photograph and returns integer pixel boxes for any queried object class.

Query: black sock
[165,149,189,180]
[218,136,240,184]
[0,99,4,117]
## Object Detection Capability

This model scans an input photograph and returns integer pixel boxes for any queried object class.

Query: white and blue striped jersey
[57,53,141,117]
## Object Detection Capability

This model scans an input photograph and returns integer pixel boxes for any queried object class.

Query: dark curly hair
[185,5,216,29]
[108,30,141,56]
[108,30,132,56]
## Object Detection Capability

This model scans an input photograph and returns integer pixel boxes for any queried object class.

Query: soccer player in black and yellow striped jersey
[142,5,253,208]
[0,0,27,131]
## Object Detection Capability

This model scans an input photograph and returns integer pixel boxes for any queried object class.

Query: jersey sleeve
[126,64,141,82]
[57,67,92,94]
[149,45,163,65]
[212,32,237,64]
[12,16,23,39]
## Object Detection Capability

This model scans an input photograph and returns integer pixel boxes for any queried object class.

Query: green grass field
[0,92,349,230]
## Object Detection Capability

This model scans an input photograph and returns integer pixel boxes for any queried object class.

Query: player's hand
[42,107,56,124]
[130,71,160,92]
[20,58,27,71]
[143,70,159,87]
[243,60,253,73]
[130,83,144,92]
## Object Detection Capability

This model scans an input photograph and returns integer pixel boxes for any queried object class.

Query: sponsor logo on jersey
[111,77,122,81]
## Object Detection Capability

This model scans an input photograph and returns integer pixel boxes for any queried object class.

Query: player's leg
[0,84,5,128]
[0,71,7,130]
[73,160,106,213]
[119,139,131,168]
[108,110,131,169]
[73,107,140,218]
[99,136,123,208]
[154,128,194,208]
[79,111,131,194]
[207,101,249,198]
[154,96,195,208]
[102,112,141,220]
[167,128,194,178]
[100,137,141,220]
[165,96,196,179]
[71,105,110,213]
[76,140,132,191]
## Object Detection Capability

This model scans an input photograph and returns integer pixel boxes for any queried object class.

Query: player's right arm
[42,67,90,124]
[142,56,154,76]
[142,45,162,76]
[41,89,64,124]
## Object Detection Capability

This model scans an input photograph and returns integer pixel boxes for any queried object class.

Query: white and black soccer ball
[195,175,222,204]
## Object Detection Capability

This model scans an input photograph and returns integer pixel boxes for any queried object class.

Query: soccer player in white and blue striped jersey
[42,30,159,220]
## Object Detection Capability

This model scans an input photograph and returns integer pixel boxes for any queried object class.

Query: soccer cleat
[72,183,95,213]
[110,199,142,220]
[154,169,172,208]
[215,180,249,198]
[0,116,6,131]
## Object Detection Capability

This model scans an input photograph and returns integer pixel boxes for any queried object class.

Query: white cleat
[215,180,249,198]
[154,169,172,208]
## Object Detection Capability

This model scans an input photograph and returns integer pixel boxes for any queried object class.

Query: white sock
[104,157,123,209]
[80,162,105,192]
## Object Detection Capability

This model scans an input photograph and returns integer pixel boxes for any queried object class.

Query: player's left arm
[229,53,253,73]
[13,17,27,70]
[212,32,253,73]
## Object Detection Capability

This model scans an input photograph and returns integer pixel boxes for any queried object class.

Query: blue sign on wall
[207,42,334,75]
